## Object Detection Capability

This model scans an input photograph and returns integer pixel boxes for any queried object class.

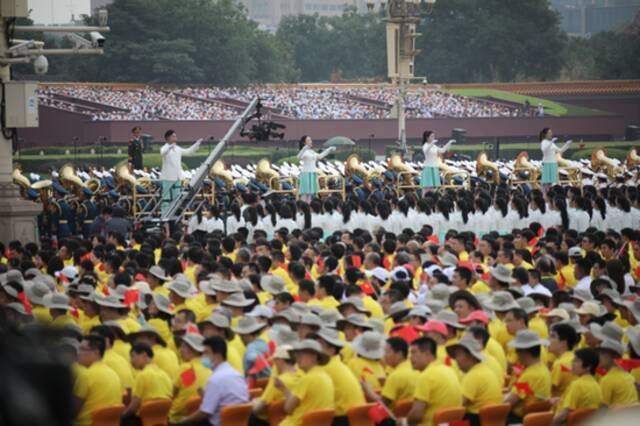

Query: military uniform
[128,136,143,170]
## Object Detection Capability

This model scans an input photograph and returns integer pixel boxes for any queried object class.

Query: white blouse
[422,140,454,167]
[298,146,334,172]
[540,138,571,163]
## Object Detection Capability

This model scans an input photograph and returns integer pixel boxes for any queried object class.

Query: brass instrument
[627,148,640,170]
[256,158,297,195]
[476,152,500,185]
[345,154,367,181]
[437,156,470,190]
[210,160,234,187]
[388,153,419,196]
[556,151,582,186]
[13,164,52,213]
[12,164,32,192]
[511,152,540,188]
[316,167,345,200]
[115,161,158,217]
[591,147,623,179]
[60,163,85,194]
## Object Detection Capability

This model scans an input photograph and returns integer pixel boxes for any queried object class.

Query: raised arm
[558,139,572,153]
[181,138,202,156]
[437,139,456,153]
[160,144,173,157]
[317,146,335,160]
[297,145,310,159]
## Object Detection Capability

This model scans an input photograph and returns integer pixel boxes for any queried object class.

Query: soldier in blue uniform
[128,126,144,170]
[77,187,98,239]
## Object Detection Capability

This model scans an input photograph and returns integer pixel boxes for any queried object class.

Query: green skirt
[298,171,319,194]
[421,166,441,188]
[541,162,559,184]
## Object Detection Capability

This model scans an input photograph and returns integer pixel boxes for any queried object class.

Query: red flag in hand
[248,352,272,376]
[512,363,525,377]
[368,402,391,423]
[514,381,534,396]
[186,322,201,335]
[124,289,139,304]
[560,364,572,373]
[596,367,608,377]
[181,367,196,387]
[360,281,375,296]
[17,292,32,315]
[102,286,110,296]
[614,358,640,372]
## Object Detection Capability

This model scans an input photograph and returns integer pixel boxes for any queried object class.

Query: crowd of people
[2,176,640,425]
[37,85,524,121]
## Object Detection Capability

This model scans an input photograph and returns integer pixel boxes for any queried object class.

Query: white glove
[565,139,573,144]
[552,137,558,143]
[448,139,456,144]
[330,146,337,151]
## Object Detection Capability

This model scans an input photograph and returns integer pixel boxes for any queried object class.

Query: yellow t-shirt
[347,356,385,391]
[184,264,198,285]
[481,352,505,385]
[362,296,384,320]
[50,314,78,327]
[599,367,638,407]
[32,305,52,324]
[153,344,180,381]
[147,319,173,351]
[281,365,335,426]
[112,339,132,362]
[308,296,340,311]
[488,318,512,350]
[511,362,551,417]
[152,286,170,298]
[550,351,576,398]
[261,370,302,404]
[271,267,297,295]
[169,359,212,422]
[559,374,602,411]
[485,338,507,374]
[103,349,134,391]
[529,316,549,339]
[132,363,173,406]
[461,362,502,414]
[413,363,462,426]
[470,280,491,294]
[73,361,122,426]
[323,355,366,416]
[79,315,102,335]
[382,360,417,403]
[340,343,355,365]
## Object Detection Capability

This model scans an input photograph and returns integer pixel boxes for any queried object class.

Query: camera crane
[144,97,260,230]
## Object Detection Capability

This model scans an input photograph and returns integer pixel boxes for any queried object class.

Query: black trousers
[464,412,480,426]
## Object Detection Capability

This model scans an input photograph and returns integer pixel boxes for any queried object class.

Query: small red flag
[360,281,375,296]
[181,367,196,387]
[391,325,420,344]
[124,289,139,304]
[268,340,277,355]
[102,286,110,296]
[186,322,201,335]
[512,363,525,377]
[248,352,272,376]
[560,364,572,373]
[382,256,391,271]
[17,292,32,315]
[614,358,640,372]
[368,402,391,423]
[70,307,80,319]
[98,263,105,272]
[514,381,534,396]
[444,356,453,366]
[351,255,362,268]
[596,367,608,376]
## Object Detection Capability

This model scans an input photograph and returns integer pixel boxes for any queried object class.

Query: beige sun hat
[540,308,570,321]
[311,326,345,348]
[446,333,485,361]
[434,310,464,329]
[488,264,514,283]
[574,301,605,317]
[180,333,205,353]
[44,293,71,311]
[507,330,548,349]
[272,344,294,361]
[221,292,254,308]
[289,339,330,365]
[128,323,167,346]
[338,297,371,315]
[351,331,385,360]
[261,275,286,295]
[232,316,268,335]
[588,321,624,342]
[167,279,192,299]
[485,291,519,312]
[337,313,373,330]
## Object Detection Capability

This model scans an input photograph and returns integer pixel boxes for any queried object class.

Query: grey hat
[24,268,41,279]
[128,324,167,346]
[425,299,446,315]
[6,270,25,285]
[70,283,94,297]
[94,293,126,309]
[555,319,587,334]
[148,265,167,281]
[508,330,548,349]
[599,337,625,357]
[210,279,240,294]
[508,286,525,299]
[351,331,385,360]
[337,313,373,330]
[589,321,624,343]
[232,316,268,335]
[311,326,345,348]
[290,302,311,316]
[319,309,343,328]
[44,293,71,310]
[485,291,519,312]
[200,313,230,329]
[386,302,411,320]
[221,292,254,308]
[101,320,127,338]
[558,303,577,319]
[627,326,640,355]
[488,265,514,283]
[298,313,322,328]
[268,324,298,346]
[180,333,205,353]
[429,284,453,302]
[568,247,583,258]
[271,309,300,324]
[434,310,464,329]
[38,274,56,291]
[6,302,29,316]
[247,305,273,319]
[289,339,330,365]
[571,288,594,303]
[446,333,485,361]
[338,297,371,315]
[199,280,217,296]
[517,297,539,315]
[408,305,432,320]
[25,280,51,305]
[438,251,459,268]
[235,279,253,293]
[597,289,623,306]
[622,299,640,323]
[261,275,286,295]
[150,293,174,315]
[167,279,192,299]
[367,319,385,334]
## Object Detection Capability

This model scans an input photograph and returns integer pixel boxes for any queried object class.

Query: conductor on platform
[160,130,202,214]
[128,126,144,170]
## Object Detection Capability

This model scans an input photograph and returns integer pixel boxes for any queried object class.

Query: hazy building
[550,0,640,35]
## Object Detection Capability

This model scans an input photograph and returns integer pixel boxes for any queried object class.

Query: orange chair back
[567,408,597,426]
[523,400,552,415]
[220,403,253,426]
[478,403,511,426]
[392,400,413,418]
[249,387,263,399]
[523,411,554,426]
[433,406,466,424]
[139,399,172,426]
[184,396,202,417]
[301,409,335,426]
[91,404,125,426]
[346,403,377,426]
[267,400,286,426]
[254,377,270,389]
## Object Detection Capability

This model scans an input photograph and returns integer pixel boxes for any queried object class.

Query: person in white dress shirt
[420,131,455,194]
[297,135,335,202]
[539,128,572,190]
[160,130,202,215]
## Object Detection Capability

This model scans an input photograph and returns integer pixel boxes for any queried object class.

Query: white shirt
[575,276,592,293]
[298,146,334,172]
[522,284,552,297]
[187,215,209,234]
[422,140,453,167]
[160,141,200,181]
[207,217,225,233]
[540,138,571,163]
